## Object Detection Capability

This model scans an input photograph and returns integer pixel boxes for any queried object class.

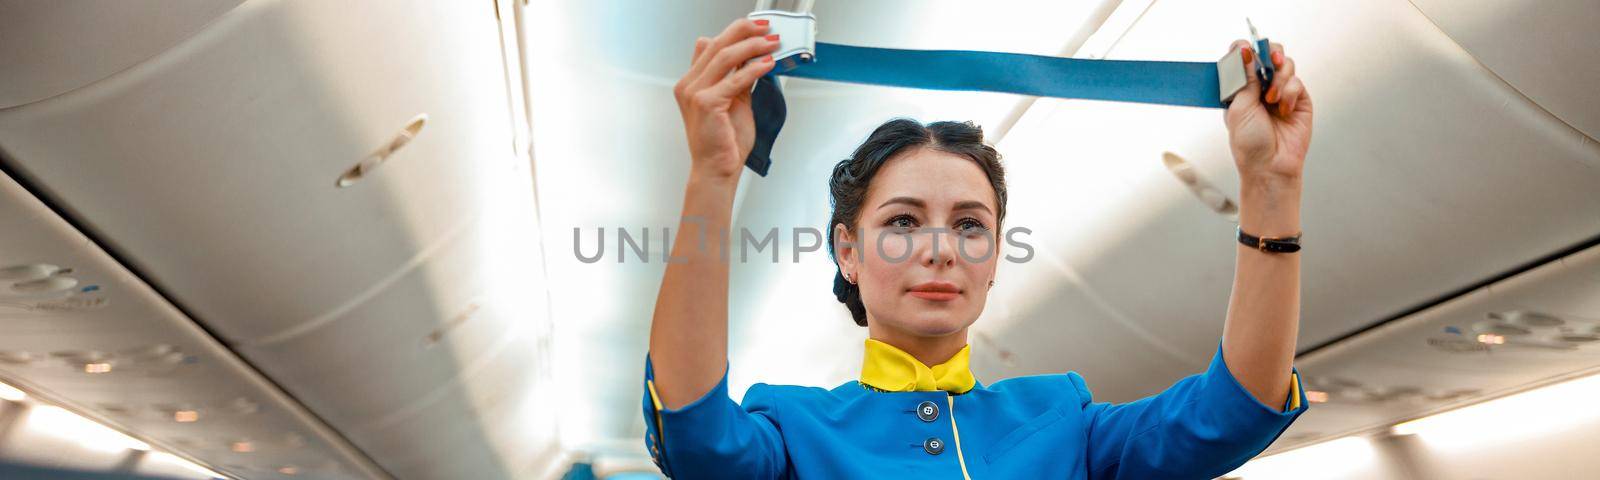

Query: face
[834,147,1001,340]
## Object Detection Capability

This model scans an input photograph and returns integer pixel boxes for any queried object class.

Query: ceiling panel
[1408,0,1600,141]
[0,170,383,479]
[0,0,244,108]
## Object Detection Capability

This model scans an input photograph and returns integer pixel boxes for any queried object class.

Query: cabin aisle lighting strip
[742,10,1275,176]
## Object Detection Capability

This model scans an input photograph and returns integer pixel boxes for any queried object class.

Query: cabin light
[1389,420,1422,437]
[1224,436,1375,479]
[0,381,24,401]
[230,441,254,453]
[1305,390,1329,404]
[1386,368,1600,449]
[277,466,299,475]
[28,406,149,452]
[84,362,112,374]
[174,410,199,423]
[149,452,226,479]
[1476,333,1505,345]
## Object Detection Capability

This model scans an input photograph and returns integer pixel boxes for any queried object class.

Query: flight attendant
[644,17,1313,479]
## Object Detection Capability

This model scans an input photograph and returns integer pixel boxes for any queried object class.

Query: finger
[1227,40,1263,111]
[1267,46,1293,105]
[1279,76,1307,117]
[691,33,781,92]
[1293,77,1313,113]
[1228,39,1252,62]
[1274,57,1298,113]
[688,19,769,83]
[707,54,776,99]
[675,37,713,102]
[691,37,710,66]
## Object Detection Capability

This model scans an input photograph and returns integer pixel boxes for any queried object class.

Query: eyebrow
[877,196,993,215]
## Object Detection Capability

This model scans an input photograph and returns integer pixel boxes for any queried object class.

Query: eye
[885,214,919,232]
[956,217,990,236]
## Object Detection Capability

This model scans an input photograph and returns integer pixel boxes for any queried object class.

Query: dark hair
[828,119,1007,326]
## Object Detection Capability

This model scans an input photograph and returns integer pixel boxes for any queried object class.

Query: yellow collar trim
[859,339,976,394]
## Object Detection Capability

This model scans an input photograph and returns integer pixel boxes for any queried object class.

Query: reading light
[174,410,199,423]
[1476,333,1505,345]
[84,362,112,374]
[1305,390,1329,404]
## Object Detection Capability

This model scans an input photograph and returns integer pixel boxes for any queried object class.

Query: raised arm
[649,19,780,409]
[1220,40,1314,407]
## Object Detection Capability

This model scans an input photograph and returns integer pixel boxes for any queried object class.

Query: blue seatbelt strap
[744,41,1267,176]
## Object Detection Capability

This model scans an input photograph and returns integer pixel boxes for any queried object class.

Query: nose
[920,228,958,268]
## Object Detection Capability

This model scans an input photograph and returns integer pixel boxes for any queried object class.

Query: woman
[644,17,1312,479]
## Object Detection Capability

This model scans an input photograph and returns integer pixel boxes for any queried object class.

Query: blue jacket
[642,344,1306,479]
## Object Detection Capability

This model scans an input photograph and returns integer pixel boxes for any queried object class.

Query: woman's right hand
[674,19,780,183]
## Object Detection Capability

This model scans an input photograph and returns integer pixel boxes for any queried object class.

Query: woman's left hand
[1223,40,1312,182]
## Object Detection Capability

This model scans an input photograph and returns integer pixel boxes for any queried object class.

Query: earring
[846,273,855,284]
[988,280,995,287]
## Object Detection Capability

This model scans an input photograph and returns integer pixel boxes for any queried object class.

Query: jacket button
[916,401,940,422]
[923,437,945,455]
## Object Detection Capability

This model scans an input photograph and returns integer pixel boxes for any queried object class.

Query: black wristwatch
[1237,227,1301,253]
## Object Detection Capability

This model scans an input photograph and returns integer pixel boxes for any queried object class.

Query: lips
[908,281,961,302]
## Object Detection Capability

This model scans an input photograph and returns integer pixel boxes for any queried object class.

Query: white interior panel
[0,0,516,343]
[0,0,245,109]
[1408,0,1600,141]
[236,220,504,430]
[0,0,558,478]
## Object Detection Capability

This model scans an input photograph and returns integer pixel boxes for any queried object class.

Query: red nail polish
[754,19,769,26]
[766,34,780,41]
[1242,47,1254,64]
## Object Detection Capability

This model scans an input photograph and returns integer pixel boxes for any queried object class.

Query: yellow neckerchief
[859,338,976,394]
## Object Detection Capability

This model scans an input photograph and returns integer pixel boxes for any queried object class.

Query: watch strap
[1238,227,1301,253]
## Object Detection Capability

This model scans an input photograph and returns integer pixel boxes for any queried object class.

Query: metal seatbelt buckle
[1248,18,1275,93]
[1217,18,1275,106]
[747,10,817,72]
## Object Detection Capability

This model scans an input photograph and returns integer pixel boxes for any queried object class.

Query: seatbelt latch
[748,10,817,72]
[1216,46,1249,106]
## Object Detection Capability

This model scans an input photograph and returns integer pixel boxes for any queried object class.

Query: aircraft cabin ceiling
[0,0,1596,479]
[1,0,556,478]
